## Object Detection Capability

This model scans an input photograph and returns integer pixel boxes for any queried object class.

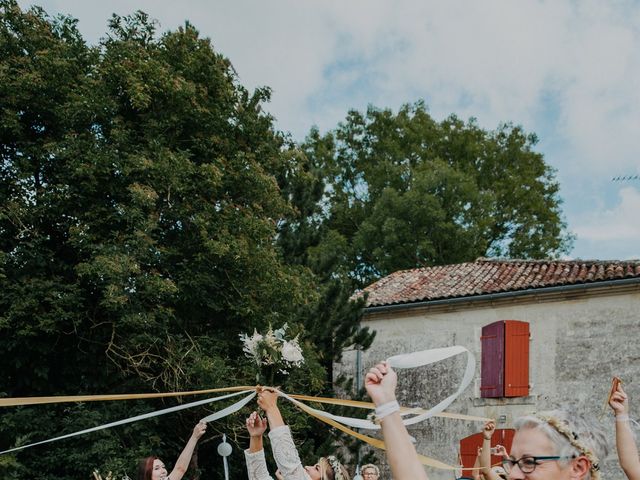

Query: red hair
[137,456,158,480]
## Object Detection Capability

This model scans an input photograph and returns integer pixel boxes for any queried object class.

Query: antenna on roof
[612,175,640,182]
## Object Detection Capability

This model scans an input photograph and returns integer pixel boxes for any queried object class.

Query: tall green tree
[301,102,573,288]
[0,3,340,479]
[275,146,373,379]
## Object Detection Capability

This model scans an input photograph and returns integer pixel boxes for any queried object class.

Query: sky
[15,0,640,260]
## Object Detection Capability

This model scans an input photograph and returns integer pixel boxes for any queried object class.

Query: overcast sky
[16,0,640,260]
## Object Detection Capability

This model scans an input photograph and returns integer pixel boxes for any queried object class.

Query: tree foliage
[0,3,359,479]
[301,102,573,288]
[0,1,573,478]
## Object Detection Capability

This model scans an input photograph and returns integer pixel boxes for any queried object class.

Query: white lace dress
[244,425,311,480]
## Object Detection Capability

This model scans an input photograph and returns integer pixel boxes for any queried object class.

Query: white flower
[273,323,288,341]
[281,338,304,366]
[240,324,304,374]
[239,330,262,363]
[263,327,279,349]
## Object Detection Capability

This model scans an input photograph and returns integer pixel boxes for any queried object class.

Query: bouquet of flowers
[92,470,131,480]
[239,323,304,385]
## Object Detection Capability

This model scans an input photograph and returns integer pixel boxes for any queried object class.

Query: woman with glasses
[504,408,608,479]
[360,464,380,480]
[608,380,640,480]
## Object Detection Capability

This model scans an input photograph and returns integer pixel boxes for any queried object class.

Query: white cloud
[14,0,640,259]
[573,186,640,242]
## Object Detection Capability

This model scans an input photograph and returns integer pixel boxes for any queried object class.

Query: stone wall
[335,287,640,480]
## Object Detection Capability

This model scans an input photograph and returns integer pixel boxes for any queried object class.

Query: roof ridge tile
[362,258,640,308]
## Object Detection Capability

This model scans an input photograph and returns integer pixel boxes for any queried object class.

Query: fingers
[246,411,257,426]
[194,421,207,437]
[257,389,278,400]
[246,411,266,429]
[484,420,495,430]
[610,391,628,403]
[367,361,391,382]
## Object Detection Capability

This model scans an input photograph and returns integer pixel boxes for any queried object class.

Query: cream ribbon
[0,345,486,470]
[0,390,255,456]
[277,345,477,431]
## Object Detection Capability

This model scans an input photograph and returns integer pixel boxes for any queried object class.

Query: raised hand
[365,361,398,406]
[246,411,268,438]
[192,421,207,440]
[483,420,496,440]
[610,382,630,416]
[493,444,508,458]
[257,388,279,413]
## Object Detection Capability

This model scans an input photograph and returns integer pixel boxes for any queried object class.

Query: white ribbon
[200,391,256,423]
[388,345,475,427]
[0,389,254,455]
[279,345,474,430]
[1,345,475,457]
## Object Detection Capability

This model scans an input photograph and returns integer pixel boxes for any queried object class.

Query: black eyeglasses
[502,455,575,473]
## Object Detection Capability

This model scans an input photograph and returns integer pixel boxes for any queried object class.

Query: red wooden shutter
[459,432,483,478]
[459,429,515,478]
[495,428,515,451]
[481,321,504,398]
[504,320,530,397]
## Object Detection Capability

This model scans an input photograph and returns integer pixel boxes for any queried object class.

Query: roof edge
[363,276,640,314]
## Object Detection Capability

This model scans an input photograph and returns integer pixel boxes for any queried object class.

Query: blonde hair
[320,456,351,480]
[361,464,380,475]
[514,407,608,480]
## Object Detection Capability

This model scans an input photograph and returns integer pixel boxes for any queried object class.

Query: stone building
[337,258,640,480]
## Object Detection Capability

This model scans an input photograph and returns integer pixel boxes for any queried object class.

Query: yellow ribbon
[0,345,491,470]
[0,386,253,407]
[0,387,490,424]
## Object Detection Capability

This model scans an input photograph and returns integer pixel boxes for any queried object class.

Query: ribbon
[0,386,253,408]
[0,390,255,455]
[280,345,480,431]
[0,345,486,470]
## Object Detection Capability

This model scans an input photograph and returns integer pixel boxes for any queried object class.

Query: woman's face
[151,458,168,480]
[304,457,330,480]
[362,467,379,479]
[506,428,573,480]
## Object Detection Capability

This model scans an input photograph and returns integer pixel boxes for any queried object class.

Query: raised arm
[168,421,207,480]
[609,383,640,480]
[471,448,481,480]
[258,388,285,430]
[247,411,269,453]
[257,389,307,480]
[480,420,500,480]
[244,411,273,480]
[365,361,429,480]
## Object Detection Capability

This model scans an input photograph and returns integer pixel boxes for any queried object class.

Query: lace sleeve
[268,426,309,480]
[244,448,274,480]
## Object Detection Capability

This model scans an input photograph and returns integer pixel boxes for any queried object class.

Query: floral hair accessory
[327,455,346,480]
[535,414,600,480]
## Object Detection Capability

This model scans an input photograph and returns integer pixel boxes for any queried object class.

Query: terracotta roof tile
[360,258,640,308]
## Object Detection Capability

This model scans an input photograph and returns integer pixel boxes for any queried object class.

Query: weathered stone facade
[336,282,640,480]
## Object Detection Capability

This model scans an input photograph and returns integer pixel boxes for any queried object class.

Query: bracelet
[616,414,630,422]
[375,400,400,420]
[483,436,491,440]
